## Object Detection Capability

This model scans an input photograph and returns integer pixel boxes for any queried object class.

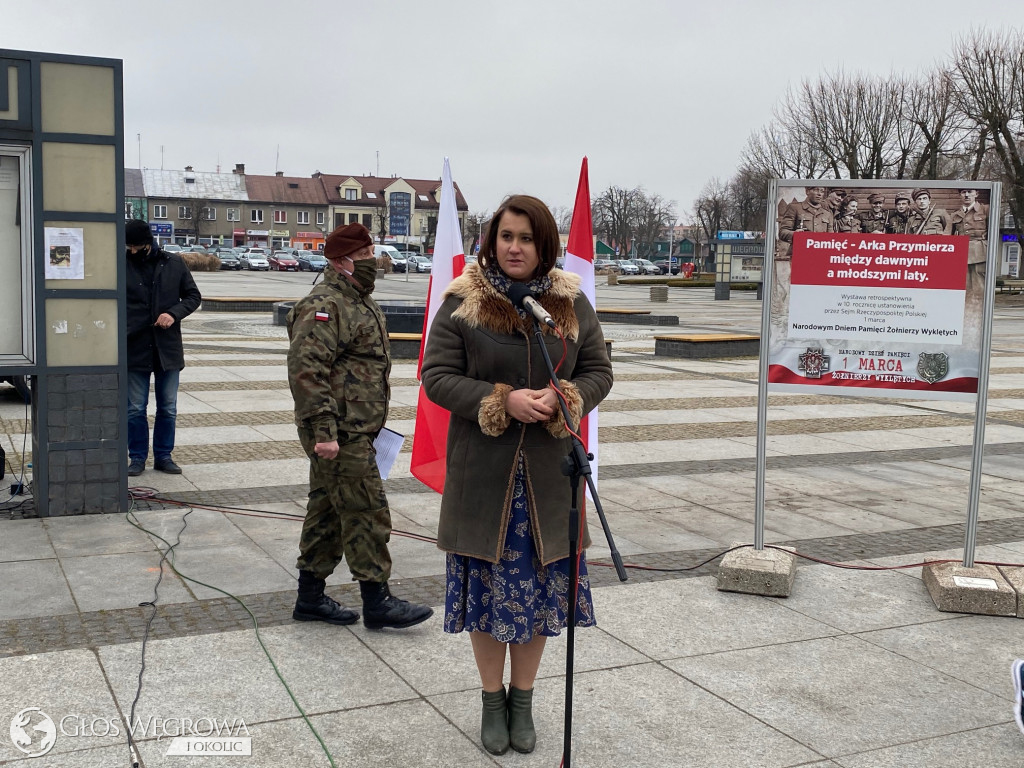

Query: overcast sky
[4,1,1023,220]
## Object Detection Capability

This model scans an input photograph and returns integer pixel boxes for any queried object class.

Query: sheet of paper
[44,226,85,280]
[373,427,404,480]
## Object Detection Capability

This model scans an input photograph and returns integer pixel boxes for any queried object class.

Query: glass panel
[0,146,33,364]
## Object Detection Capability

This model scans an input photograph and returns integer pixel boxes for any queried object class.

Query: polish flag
[564,157,600,490]
[410,158,465,493]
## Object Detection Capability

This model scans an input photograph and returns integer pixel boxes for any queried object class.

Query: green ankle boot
[480,687,509,755]
[507,686,536,753]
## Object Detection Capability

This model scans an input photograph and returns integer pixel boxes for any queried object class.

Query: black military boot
[359,581,433,629]
[293,570,359,625]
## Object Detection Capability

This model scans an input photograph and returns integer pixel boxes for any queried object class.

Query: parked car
[238,248,270,271]
[594,258,618,272]
[652,258,681,275]
[269,252,300,271]
[186,243,209,253]
[374,245,406,273]
[385,251,408,272]
[615,259,640,275]
[217,252,243,270]
[628,258,661,275]
[162,244,183,253]
[296,252,328,272]
[407,254,432,273]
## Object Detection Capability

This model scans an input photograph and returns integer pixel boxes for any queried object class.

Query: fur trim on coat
[444,263,582,341]
[479,383,513,436]
[544,379,583,438]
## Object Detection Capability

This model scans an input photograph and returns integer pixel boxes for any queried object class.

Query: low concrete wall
[655,334,759,359]
[597,311,679,326]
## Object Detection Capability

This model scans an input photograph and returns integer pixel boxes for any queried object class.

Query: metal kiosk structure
[0,49,127,517]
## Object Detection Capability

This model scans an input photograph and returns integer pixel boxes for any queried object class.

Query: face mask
[352,259,378,292]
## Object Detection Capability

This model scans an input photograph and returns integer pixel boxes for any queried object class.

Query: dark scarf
[481,261,553,321]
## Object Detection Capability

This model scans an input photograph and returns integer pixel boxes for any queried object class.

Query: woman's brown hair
[478,194,561,277]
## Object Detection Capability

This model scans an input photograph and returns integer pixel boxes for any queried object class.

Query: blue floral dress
[444,454,596,643]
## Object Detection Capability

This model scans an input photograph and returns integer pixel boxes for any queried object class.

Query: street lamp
[667,220,675,274]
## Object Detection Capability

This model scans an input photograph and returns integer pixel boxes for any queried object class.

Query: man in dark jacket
[125,220,202,476]
[286,222,432,630]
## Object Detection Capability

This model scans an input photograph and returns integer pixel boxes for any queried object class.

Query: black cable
[125,497,338,766]
[124,500,191,768]
[1,396,32,507]
[136,493,1024,574]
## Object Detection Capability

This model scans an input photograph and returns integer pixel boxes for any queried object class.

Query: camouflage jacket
[286,266,391,444]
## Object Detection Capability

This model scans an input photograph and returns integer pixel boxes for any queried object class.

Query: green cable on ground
[125,505,337,768]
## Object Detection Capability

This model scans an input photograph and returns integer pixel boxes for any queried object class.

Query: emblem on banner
[797,348,831,379]
[917,352,949,384]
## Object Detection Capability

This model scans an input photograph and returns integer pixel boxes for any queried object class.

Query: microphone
[507,283,557,329]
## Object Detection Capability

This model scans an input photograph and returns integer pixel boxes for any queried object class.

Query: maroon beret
[324,223,372,260]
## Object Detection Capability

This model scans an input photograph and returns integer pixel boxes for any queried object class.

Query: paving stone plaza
[2,271,1024,766]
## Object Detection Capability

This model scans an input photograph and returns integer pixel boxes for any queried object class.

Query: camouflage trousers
[296,429,393,582]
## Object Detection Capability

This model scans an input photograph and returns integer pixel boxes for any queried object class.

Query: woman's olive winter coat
[420,264,613,565]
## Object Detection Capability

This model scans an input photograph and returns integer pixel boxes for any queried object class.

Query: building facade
[316,173,468,252]
[134,164,469,251]
[140,166,249,246]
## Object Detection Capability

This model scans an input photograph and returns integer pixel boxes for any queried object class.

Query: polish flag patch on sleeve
[314,311,330,322]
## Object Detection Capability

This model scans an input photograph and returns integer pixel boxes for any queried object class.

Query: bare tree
[173,197,213,244]
[727,166,770,231]
[632,193,676,259]
[692,178,732,244]
[591,186,676,258]
[592,186,640,256]
[951,28,1024,238]
[549,205,573,234]
[373,193,390,244]
[463,210,490,254]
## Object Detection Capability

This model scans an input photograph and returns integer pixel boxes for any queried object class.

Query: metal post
[753,181,780,550]
[668,221,674,273]
[963,182,1001,567]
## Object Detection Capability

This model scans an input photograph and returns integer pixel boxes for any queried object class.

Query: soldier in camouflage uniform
[287,222,432,629]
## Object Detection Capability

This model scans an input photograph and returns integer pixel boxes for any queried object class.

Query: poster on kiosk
[767,182,996,402]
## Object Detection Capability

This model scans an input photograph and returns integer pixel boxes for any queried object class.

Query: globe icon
[9,708,57,757]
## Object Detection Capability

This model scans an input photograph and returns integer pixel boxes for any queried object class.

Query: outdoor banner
[767,182,995,401]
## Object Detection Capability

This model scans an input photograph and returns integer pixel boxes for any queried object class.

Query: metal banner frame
[754,179,1001,566]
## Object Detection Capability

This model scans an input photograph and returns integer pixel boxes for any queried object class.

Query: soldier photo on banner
[767,181,996,402]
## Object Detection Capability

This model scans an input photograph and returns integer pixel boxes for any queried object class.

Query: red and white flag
[410,158,465,493]
[564,157,600,490]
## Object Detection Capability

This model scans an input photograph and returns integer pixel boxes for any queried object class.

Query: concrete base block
[717,544,797,597]
[998,566,1024,618]
[922,562,1017,616]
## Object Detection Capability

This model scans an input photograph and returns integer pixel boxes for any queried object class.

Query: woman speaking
[421,194,613,755]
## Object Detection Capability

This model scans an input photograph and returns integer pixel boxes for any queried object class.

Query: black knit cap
[125,219,154,246]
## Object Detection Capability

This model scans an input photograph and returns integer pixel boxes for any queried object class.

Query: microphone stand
[526,315,627,768]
